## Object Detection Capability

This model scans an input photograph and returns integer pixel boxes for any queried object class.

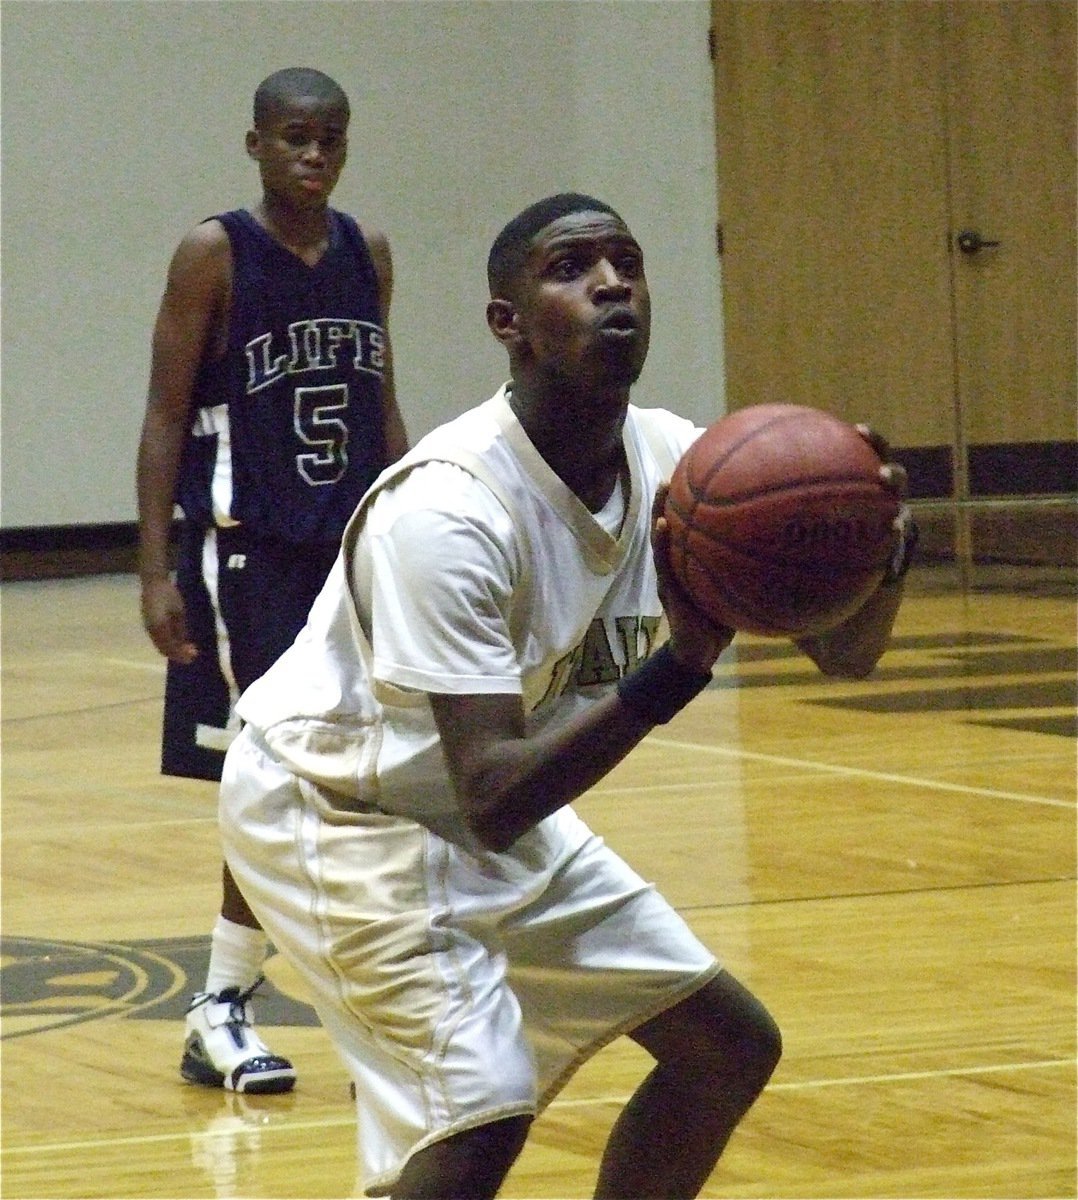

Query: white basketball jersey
[236,385,701,831]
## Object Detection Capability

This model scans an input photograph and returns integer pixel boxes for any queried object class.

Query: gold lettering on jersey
[613,614,660,673]
[576,622,620,687]
[537,614,662,707]
[245,319,385,394]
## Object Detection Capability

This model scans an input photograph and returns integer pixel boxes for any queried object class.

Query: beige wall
[0,0,725,529]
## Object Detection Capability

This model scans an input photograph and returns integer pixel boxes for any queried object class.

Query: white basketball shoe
[180,975,296,1094]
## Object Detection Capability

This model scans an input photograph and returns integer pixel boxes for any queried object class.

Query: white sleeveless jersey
[236,385,702,832]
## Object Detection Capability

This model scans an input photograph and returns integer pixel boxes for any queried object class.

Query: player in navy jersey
[136,67,408,1094]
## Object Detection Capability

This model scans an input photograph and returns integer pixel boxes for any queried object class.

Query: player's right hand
[141,577,198,664]
[651,483,735,672]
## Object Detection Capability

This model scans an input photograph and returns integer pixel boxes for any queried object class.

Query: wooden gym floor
[1,565,1075,1199]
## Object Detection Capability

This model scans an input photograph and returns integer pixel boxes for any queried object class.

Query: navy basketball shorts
[161,522,339,781]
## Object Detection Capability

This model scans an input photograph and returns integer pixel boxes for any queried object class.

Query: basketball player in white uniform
[220,194,913,1197]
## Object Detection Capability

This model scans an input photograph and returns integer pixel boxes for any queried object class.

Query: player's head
[487,193,624,299]
[253,68,350,129]
[486,193,650,392]
[247,69,350,207]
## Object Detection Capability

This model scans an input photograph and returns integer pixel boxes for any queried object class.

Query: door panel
[712,1,954,448]
[946,1,1077,454]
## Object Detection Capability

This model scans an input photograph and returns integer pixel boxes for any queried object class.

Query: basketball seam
[684,475,886,506]
[693,410,806,485]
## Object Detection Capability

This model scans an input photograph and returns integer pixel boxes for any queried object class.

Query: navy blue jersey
[176,208,389,545]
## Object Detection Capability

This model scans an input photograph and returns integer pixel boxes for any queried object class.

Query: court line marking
[101,657,166,673]
[5,1056,1073,1155]
[552,1056,1075,1106]
[1,817,220,834]
[647,737,1075,809]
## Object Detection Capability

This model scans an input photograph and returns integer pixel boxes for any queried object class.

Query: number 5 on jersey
[295,385,349,485]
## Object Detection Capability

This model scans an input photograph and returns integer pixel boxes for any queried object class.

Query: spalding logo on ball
[664,403,899,638]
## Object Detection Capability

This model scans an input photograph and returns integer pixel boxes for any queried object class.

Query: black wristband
[617,644,713,726]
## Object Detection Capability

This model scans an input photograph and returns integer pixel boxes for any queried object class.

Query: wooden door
[711,0,954,446]
[711,0,1077,564]
[945,1,1077,483]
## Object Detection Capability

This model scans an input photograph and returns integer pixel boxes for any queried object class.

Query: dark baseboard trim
[1,522,157,581]
[1,521,140,553]
[897,440,1078,500]
[2,497,1075,581]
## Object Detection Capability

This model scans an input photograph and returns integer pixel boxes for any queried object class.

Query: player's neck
[253,198,332,262]
[508,381,628,510]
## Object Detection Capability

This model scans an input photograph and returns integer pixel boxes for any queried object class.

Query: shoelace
[224,973,267,1027]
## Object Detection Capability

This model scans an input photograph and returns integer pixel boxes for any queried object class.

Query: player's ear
[245,129,261,161]
[486,298,521,347]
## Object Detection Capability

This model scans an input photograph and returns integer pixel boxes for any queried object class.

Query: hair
[487,192,624,297]
[253,68,350,127]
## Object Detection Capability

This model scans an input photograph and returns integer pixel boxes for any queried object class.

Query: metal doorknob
[956,229,1002,254]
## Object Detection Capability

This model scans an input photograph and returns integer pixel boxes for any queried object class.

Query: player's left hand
[141,576,199,664]
[854,427,912,585]
[854,424,908,501]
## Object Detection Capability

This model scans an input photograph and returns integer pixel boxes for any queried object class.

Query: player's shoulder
[160,218,235,302]
[353,213,389,247]
[333,208,389,254]
[628,405,702,467]
[369,403,516,524]
[168,215,232,275]
[178,214,233,251]
[396,459,489,503]
[367,461,511,557]
[334,209,393,300]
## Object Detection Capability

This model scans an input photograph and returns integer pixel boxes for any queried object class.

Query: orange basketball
[664,404,899,637]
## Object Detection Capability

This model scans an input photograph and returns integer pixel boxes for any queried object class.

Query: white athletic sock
[203,915,268,996]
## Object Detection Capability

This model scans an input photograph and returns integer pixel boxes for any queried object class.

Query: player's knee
[696,992,781,1098]
[393,1115,532,1200]
[695,1000,780,1107]
[639,973,782,1096]
[742,999,782,1090]
[723,978,781,1082]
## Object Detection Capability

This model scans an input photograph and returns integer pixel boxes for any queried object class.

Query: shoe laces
[219,974,267,1027]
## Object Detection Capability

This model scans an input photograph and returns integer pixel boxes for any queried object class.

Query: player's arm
[428,488,732,853]
[796,429,916,679]
[361,222,409,463]
[135,222,230,663]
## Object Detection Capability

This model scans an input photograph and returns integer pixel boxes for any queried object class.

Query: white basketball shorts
[220,726,720,1196]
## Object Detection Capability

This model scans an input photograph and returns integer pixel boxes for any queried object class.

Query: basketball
[663,404,900,638]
